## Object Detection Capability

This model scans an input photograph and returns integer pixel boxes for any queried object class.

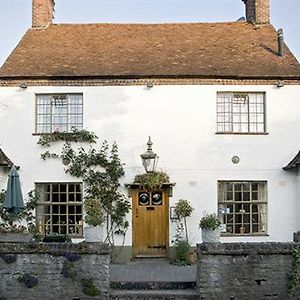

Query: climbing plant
[37,128,97,147]
[38,129,130,245]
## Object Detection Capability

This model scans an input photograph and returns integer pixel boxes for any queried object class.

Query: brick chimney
[242,0,270,24]
[32,0,55,28]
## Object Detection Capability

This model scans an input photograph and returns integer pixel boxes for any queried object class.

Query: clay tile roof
[0,149,13,168]
[283,151,300,170]
[0,22,299,79]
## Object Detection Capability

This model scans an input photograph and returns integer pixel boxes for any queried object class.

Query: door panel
[132,190,169,257]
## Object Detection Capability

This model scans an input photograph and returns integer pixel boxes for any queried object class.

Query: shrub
[199,213,221,230]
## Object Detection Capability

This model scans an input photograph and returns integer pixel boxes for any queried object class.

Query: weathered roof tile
[0,22,299,79]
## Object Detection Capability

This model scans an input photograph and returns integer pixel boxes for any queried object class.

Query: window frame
[35,93,83,134]
[216,91,267,135]
[35,182,83,237]
[218,180,268,236]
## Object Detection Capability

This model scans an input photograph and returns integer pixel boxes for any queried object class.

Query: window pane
[218,181,267,235]
[35,94,83,134]
[216,92,265,133]
[36,183,83,237]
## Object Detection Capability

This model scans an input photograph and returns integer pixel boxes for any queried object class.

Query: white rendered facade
[0,83,299,245]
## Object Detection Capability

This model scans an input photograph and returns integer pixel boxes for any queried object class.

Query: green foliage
[171,223,191,266]
[37,128,98,147]
[288,243,300,295]
[174,199,194,242]
[84,198,105,226]
[17,273,38,288]
[40,151,59,160]
[63,141,130,244]
[174,199,194,219]
[133,171,170,190]
[199,212,221,230]
[0,190,37,232]
[37,128,130,245]
[81,278,100,296]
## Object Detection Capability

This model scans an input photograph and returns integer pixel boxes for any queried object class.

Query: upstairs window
[35,94,83,134]
[217,92,265,133]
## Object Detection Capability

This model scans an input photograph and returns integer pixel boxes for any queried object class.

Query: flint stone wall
[0,242,110,300]
[197,242,300,300]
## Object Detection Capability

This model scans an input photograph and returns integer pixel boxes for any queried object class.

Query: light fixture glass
[140,137,159,173]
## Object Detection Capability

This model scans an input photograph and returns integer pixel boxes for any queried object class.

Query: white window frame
[35,93,83,134]
[216,92,266,134]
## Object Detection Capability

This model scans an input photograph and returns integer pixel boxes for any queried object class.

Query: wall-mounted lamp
[140,136,159,173]
[146,81,154,88]
[276,81,285,88]
[19,82,28,89]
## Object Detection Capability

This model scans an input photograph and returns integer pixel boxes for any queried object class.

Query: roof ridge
[45,21,254,27]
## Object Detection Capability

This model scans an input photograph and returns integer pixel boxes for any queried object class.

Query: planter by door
[83,225,103,242]
[201,228,221,243]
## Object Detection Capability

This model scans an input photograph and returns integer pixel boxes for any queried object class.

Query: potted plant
[199,212,221,243]
[83,198,105,242]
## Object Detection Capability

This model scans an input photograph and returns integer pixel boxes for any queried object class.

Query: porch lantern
[140,137,159,173]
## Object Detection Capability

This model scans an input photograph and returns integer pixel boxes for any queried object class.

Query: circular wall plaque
[231,156,240,164]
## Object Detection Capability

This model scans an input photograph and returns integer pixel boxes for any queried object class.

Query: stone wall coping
[197,242,294,255]
[0,242,111,255]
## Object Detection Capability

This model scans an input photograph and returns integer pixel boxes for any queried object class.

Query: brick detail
[243,0,270,24]
[32,0,55,28]
[0,78,300,87]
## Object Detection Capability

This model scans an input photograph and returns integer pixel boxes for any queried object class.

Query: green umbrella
[3,166,24,213]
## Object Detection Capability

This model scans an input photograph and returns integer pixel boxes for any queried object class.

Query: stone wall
[197,243,299,300]
[0,242,110,300]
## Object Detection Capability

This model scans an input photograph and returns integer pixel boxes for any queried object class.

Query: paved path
[110,259,197,282]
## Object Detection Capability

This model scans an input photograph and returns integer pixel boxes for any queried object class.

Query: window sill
[221,233,269,237]
[215,132,269,135]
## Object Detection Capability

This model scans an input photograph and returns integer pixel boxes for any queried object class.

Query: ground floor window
[36,182,83,237]
[218,181,267,235]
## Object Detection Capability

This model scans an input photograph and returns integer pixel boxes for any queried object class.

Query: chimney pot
[242,0,270,24]
[32,0,55,28]
[277,28,284,57]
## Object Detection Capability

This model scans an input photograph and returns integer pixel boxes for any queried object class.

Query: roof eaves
[0,149,14,168]
[283,151,300,171]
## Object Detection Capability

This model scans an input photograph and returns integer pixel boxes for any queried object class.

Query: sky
[0,0,299,67]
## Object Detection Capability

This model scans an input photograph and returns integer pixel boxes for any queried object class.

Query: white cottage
[0,0,300,258]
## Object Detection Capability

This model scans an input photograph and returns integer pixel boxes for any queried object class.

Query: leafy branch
[133,171,170,190]
[37,128,98,147]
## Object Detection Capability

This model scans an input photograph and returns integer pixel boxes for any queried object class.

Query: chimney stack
[32,0,55,28]
[242,0,270,24]
[277,28,284,57]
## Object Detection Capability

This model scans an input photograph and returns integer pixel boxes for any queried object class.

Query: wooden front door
[132,189,169,257]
